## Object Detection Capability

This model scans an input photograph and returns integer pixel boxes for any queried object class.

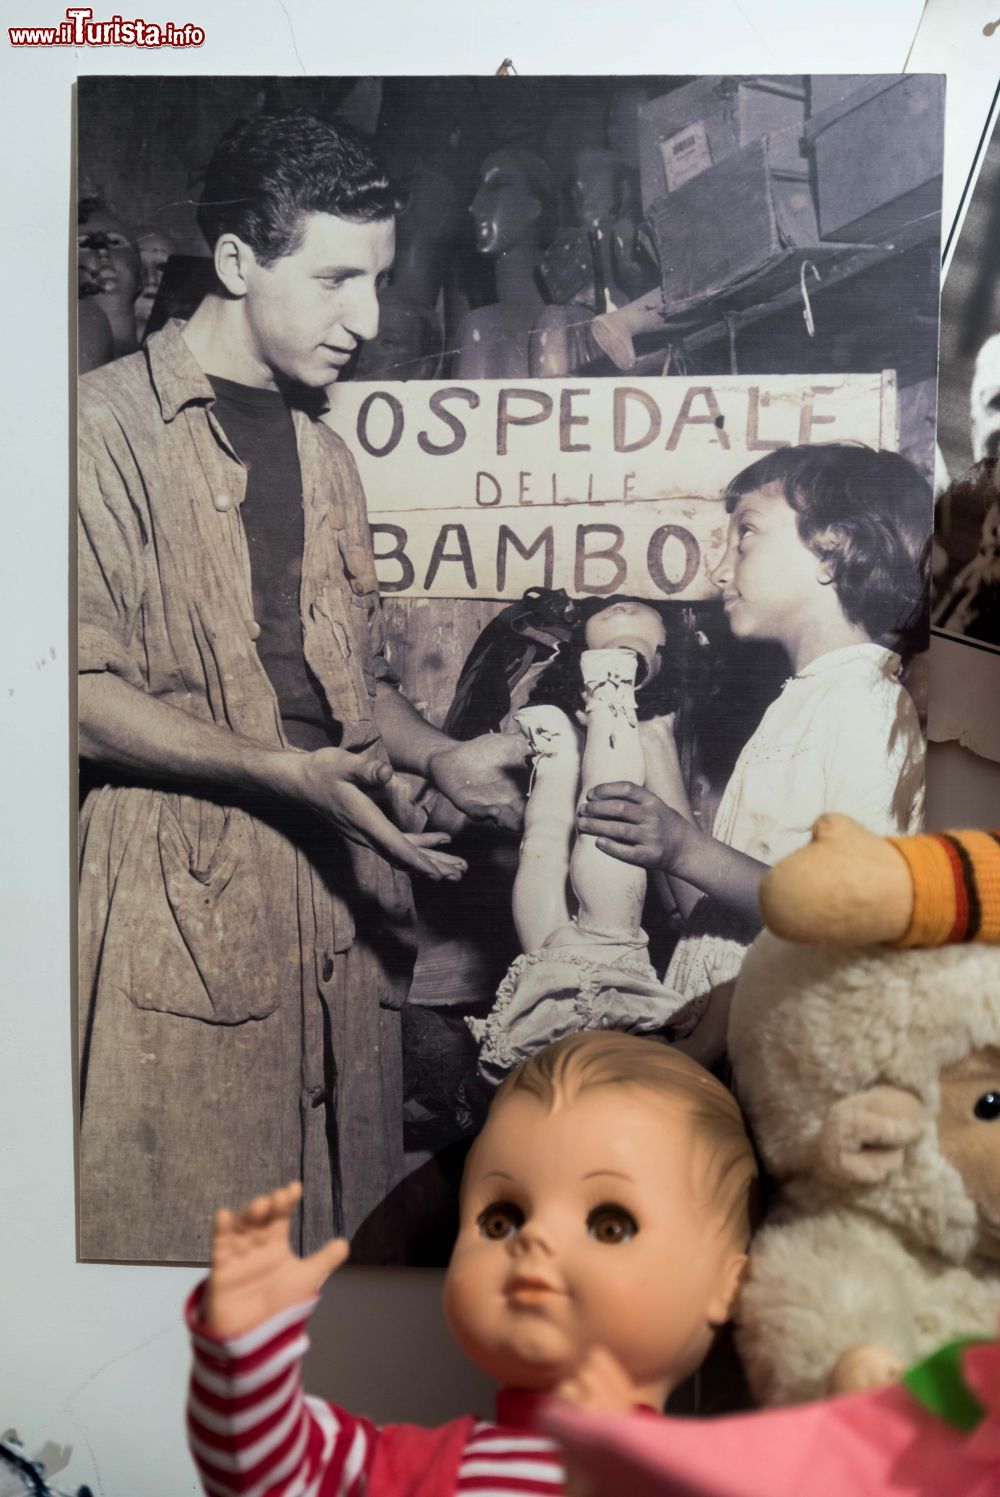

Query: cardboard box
[808,75,869,114]
[804,74,944,243]
[647,131,818,306]
[637,75,808,212]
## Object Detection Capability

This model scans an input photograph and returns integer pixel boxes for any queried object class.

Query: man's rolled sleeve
[78,421,148,690]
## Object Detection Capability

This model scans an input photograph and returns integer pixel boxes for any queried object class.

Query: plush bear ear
[816,1086,926,1184]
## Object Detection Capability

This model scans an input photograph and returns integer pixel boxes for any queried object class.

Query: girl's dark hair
[725,443,931,656]
[528,595,682,719]
[197,112,406,266]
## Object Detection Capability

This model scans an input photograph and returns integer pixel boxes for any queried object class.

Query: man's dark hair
[725,443,931,655]
[197,112,406,266]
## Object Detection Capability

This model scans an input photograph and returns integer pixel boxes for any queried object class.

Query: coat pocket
[110,794,283,1024]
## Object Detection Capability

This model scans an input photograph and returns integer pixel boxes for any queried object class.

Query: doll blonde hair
[493,1031,758,1250]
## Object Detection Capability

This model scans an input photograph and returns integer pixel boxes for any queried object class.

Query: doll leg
[511,705,582,952]
[570,648,647,940]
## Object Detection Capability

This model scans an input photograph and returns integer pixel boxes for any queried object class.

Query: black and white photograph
[933,88,1000,658]
[76,71,944,1268]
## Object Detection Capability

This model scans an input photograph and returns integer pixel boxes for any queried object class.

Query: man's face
[240,212,395,389]
[442,1086,744,1403]
[710,481,826,646]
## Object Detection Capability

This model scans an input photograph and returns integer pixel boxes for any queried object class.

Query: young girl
[579,444,930,1031]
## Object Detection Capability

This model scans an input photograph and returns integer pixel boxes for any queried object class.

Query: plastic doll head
[443,1032,757,1408]
[529,595,680,720]
[583,598,668,684]
[77,199,140,305]
[570,148,626,227]
[133,226,175,338]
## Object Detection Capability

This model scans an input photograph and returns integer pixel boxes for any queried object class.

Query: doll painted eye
[587,1204,638,1244]
[974,1092,1000,1121]
[479,1202,524,1240]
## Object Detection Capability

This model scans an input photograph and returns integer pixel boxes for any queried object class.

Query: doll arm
[187,1288,378,1497]
[187,1183,376,1497]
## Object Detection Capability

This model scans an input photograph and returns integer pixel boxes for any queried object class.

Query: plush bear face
[938,1045,1000,1260]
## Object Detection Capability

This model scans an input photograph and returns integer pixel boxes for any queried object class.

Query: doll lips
[506,1276,561,1304]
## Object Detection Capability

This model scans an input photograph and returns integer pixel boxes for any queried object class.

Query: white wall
[7,3,997,1492]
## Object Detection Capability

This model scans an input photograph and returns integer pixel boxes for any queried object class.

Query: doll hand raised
[578,782,691,871]
[203,1181,349,1339]
[827,1341,905,1396]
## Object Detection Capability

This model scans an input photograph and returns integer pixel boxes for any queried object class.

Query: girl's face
[710,482,829,647]
[584,600,667,683]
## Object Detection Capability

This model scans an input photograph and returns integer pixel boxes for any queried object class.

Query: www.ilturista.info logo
[8,6,204,45]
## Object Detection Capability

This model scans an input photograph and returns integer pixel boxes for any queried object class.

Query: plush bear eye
[973,1092,1000,1121]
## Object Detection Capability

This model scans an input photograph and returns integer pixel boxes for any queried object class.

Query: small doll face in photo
[442,1084,746,1407]
[711,482,832,645]
[136,229,173,312]
[937,1045,1000,1260]
[78,209,140,303]
[583,599,667,685]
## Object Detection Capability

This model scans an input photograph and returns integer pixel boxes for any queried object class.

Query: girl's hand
[577,781,692,871]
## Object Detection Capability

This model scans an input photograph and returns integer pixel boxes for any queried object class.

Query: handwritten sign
[324,373,897,600]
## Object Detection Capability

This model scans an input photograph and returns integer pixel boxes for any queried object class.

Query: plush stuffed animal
[729,814,1000,1407]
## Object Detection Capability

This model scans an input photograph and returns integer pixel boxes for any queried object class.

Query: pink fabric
[540,1341,1000,1497]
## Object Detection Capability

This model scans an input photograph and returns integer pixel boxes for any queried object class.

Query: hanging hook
[800,260,821,338]
[495,58,518,75]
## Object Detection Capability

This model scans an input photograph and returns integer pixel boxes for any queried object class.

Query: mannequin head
[350,294,441,381]
[78,199,141,306]
[469,148,557,258]
[443,1032,756,1408]
[133,226,175,339]
[971,333,1000,464]
[570,148,626,227]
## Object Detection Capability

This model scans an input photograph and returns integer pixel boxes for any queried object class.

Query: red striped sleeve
[457,1421,565,1494]
[186,1283,378,1497]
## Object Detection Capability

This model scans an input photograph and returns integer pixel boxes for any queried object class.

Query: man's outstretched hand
[203,1181,349,1339]
[285,743,468,882]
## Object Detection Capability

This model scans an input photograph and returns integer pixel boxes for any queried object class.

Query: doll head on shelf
[442,1031,757,1409]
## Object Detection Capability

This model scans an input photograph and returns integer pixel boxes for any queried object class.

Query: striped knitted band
[888,830,1000,947]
